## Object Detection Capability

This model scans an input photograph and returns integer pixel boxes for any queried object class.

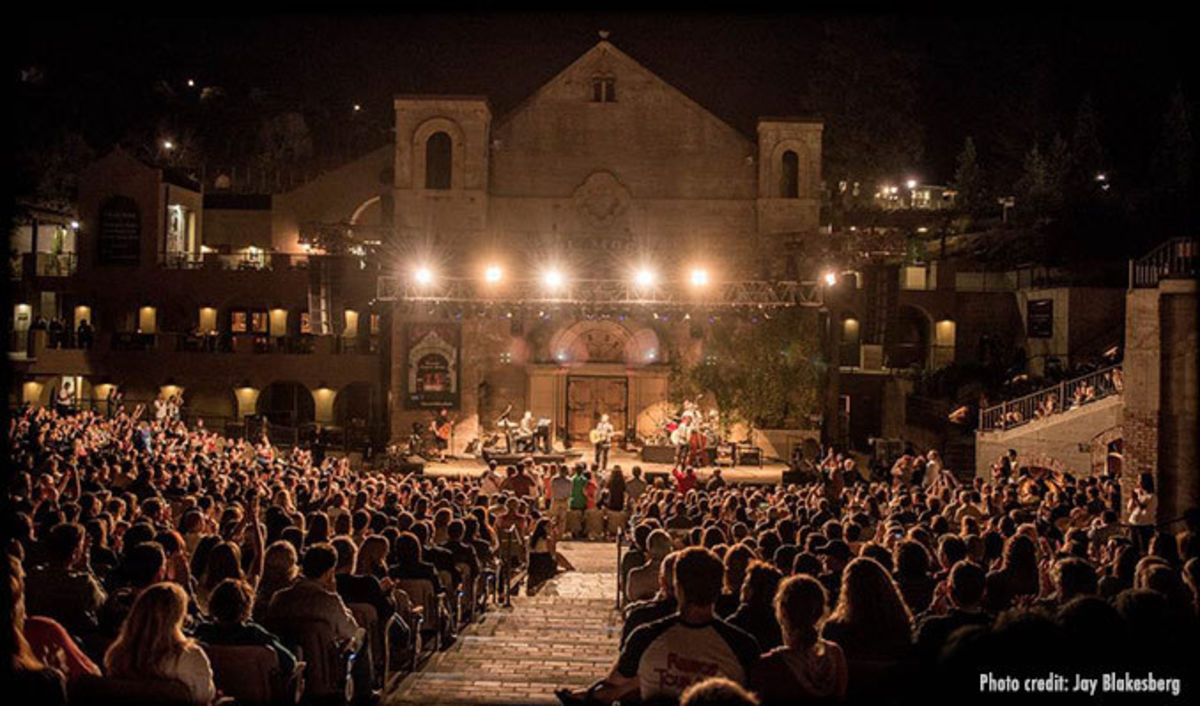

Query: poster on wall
[404,323,460,409]
[1027,298,1054,338]
[98,196,141,265]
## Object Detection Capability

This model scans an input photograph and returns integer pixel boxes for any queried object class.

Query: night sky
[12,13,1195,185]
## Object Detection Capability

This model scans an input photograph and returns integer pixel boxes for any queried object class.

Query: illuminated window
[251,311,269,333]
[300,311,312,335]
[231,311,248,333]
[370,313,381,336]
[592,77,616,103]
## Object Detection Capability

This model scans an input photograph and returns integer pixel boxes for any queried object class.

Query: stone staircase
[386,542,622,705]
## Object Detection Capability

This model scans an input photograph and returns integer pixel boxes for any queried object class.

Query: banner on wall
[404,322,460,409]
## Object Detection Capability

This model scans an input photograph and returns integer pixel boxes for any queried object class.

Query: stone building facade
[386,40,823,449]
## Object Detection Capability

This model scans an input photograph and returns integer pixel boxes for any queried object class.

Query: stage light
[484,265,502,283]
[414,266,434,285]
[906,179,917,189]
[823,271,838,286]
[690,268,709,286]
[634,267,656,287]
[543,268,565,289]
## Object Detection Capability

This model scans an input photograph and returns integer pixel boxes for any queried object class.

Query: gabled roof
[494,40,752,146]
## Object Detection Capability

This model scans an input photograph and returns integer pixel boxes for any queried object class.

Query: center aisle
[386,541,622,705]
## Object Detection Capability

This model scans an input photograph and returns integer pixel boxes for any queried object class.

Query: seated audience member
[332,536,395,624]
[621,552,680,648]
[984,534,1041,613]
[99,540,166,641]
[5,556,69,705]
[24,521,107,638]
[626,528,673,602]
[680,676,760,706]
[914,560,991,660]
[893,540,937,615]
[389,531,445,595]
[558,547,759,705]
[821,557,914,698]
[104,582,216,704]
[10,554,100,685]
[254,541,299,622]
[750,574,847,705]
[266,543,360,644]
[717,543,756,618]
[728,560,785,651]
[195,578,297,675]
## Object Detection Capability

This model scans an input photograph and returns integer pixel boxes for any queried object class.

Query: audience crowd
[3,402,1197,706]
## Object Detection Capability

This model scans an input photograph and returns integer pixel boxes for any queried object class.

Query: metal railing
[979,363,1123,432]
[30,252,78,277]
[1130,237,1198,288]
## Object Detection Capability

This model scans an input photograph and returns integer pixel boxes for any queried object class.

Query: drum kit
[646,396,723,466]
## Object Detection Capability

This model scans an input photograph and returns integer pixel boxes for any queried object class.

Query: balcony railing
[1130,237,1198,288]
[27,252,78,277]
[979,363,1123,432]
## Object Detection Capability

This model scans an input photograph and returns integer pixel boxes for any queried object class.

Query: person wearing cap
[816,539,851,601]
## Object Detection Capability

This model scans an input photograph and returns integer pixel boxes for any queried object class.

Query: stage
[408,447,791,485]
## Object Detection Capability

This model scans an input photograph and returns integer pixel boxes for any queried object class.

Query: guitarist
[591,414,614,470]
[430,409,453,462]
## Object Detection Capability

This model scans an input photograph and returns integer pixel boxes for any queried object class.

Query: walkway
[386,541,622,705]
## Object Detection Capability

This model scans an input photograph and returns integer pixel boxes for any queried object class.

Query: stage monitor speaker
[641,445,676,464]
[393,455,425,475]
[781,468,808,484]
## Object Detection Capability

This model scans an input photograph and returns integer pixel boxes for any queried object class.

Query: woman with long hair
[822,557,913,664]
[252,540,298,622]
[984,534,1041,612]
[526,517,558,595]
[196,541,243,613]
[4,555,69,705]
[104,582,215,704]
[729,560,785,650]
[356,534,391,580]
[751,574,848,705]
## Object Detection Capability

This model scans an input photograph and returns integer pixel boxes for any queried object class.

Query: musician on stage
[670,413,693,467]
[516,411,536,453]
[591,414,614,470]
[430,409,452,462]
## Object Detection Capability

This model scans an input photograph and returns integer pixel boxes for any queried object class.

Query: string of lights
[376,274,827,309]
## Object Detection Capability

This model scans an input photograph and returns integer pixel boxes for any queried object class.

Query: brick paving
[386,541,622,705]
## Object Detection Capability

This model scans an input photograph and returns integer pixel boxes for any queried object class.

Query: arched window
[424,132,452,190]
[780,150,800,198]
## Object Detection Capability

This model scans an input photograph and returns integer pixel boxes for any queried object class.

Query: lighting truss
[376,276,824,308]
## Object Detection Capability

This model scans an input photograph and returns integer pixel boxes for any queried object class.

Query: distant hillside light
[353,104,361,112]
[162,139,174,150]
[187,78,195,87]
[906,178,918,189]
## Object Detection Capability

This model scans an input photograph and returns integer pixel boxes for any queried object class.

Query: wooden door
[567,376,628,442]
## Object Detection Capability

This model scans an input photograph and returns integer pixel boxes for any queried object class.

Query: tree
[686,309,821,429]
[1150,85,1195,237]
[1152,85,1194,194]
[1069,94,1106,186]
[1015,135,1070,222]
[256,112,313,169]
[952,137,985,215]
